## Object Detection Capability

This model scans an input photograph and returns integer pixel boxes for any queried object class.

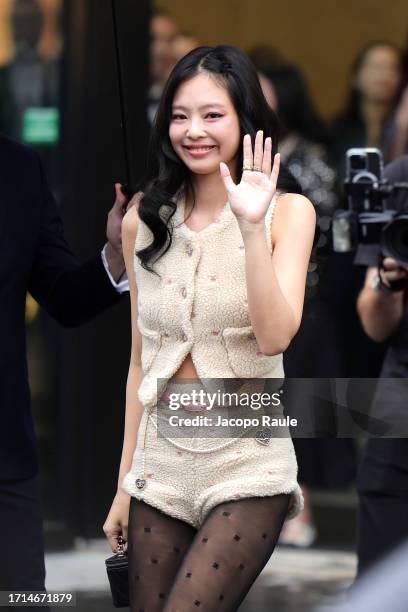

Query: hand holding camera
[378,257,408,292]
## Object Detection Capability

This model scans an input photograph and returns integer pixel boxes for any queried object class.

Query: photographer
[355,155,408,574]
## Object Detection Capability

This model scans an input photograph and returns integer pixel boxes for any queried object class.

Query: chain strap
[116,535,126,557]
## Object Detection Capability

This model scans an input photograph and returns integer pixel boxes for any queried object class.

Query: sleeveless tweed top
[134,189,283,411]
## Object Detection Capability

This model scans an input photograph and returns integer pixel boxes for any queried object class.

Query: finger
[106,533,120,554]
[381,269,407,283]
[262,137,272,175]
[253,130,263,171]
[270,153,280,187]
[114,183,128,207]
[383,257,400,270]
[220,162,236,191]
[243,134,253,170]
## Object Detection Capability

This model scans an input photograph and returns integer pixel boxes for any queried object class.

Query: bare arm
[220,131,316,355]
[242,193,316,355]
[357,262,406,342]
[116,195,145,489]
[103,192,145,552]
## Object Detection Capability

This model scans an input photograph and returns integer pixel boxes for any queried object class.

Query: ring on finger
[252,165,262,172]
[243,165,253,171]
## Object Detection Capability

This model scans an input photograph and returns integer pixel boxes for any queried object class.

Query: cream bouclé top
[134,189,282,411]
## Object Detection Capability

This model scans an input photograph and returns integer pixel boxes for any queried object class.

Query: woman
[103,45,315,611]
[330,41,405,178]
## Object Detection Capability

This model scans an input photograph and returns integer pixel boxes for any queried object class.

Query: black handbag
[105,536,130,608]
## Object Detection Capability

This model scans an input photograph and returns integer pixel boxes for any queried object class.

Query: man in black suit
[0,134,128,598]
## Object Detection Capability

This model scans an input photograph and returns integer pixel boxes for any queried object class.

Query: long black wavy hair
[135,45,302,274]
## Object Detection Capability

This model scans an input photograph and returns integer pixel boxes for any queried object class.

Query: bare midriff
[169,352,199,381]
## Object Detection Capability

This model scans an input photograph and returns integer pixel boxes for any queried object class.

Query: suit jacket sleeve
[28,153,123,327]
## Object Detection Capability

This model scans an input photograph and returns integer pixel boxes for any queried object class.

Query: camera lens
[382,214,408,264]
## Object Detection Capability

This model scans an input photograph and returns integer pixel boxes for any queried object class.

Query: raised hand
[220,130,280,225]
[104,183,128,281]
[106,183,128,255]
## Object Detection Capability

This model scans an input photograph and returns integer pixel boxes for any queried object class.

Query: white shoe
[278,517,317,548]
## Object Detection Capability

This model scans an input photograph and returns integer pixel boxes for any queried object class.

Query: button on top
[181,333,188,342]
[186,243,193,256]
[181,287,187,298]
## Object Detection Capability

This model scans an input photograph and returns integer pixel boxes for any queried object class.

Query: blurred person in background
[5,0,62,139]
[35,0,62,62]
[0,133,129,602]
[319,42,405,391]
[171,31,200,64]
[355,155,408,575]
[249,45,330,147]
[330,41,405,179]
[148,7,178,123]
[387,33,408,159]
[250,46,355,548]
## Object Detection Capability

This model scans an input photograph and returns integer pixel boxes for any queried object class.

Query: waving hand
[220,130,280,224]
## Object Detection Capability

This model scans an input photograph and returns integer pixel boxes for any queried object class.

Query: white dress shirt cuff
[101,244,129,293]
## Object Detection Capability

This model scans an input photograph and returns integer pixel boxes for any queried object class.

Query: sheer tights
[128,494,290,612]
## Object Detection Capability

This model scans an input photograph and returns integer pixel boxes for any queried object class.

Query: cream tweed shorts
[122,380,303,529]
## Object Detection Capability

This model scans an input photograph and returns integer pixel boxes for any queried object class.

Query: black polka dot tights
[127,495,290,611]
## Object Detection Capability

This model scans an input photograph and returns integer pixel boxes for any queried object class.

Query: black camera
[332,148,408,264]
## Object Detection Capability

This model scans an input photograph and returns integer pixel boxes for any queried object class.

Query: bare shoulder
[122,191,143,239]
[275,192,316,217]
[272,192,316,245]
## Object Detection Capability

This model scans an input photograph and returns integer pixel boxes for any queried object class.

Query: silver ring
[242,165,253,172]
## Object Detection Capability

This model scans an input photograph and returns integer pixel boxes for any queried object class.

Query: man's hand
[105,184,128,281]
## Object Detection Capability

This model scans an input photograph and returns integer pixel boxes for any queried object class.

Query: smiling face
[169,72,241,178]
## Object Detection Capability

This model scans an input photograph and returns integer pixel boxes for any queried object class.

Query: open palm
[220,130,280,224]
